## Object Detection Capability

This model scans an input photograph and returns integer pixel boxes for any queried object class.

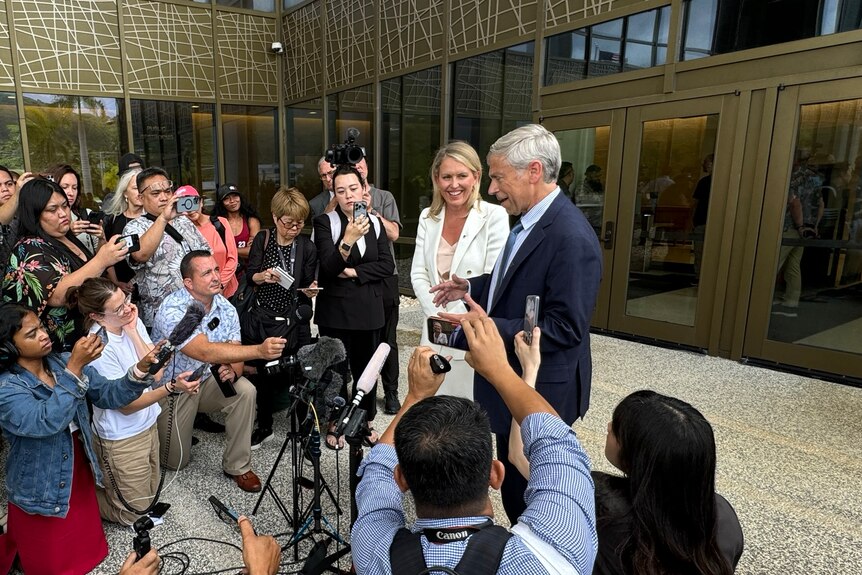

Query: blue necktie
[494,221,523,296]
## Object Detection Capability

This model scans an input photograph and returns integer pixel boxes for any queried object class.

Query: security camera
[271,42,284,54]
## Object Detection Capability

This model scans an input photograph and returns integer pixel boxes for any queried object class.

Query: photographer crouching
[243,187,318,449]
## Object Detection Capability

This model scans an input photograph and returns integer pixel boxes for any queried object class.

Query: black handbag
[229,230,270,317]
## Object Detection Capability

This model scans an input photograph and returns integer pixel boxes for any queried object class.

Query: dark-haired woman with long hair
[44,163,103,256]
[0,304,159,574]
[593,390,744,575]
[213,184,261,279]
[67,277,200,525]
[1,178,128,351]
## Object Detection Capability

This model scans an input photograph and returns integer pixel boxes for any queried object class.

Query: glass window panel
[544,29,587,86]
[627,10,656,42]
[327,85,374,173]
[217,0,274,10]
[681,0,862,60]
[23,94,122,208]
[555,126,611,238]
[657,6,671,45]
[221,105,278,217]
[284,0,305,8]
[286,98,323,203]
[128,100,217,199]
[0,93,24,171]
[626,115,719,327]
[625,42,655,70]
[589,18,623,77]
[767,99,862,356]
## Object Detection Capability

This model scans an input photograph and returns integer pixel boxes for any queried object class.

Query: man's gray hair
[488,124,561,184]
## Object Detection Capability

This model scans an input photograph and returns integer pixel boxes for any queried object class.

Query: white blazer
[411,201,509,398]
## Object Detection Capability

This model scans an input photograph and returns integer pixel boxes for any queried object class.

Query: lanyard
[277,241,295,275]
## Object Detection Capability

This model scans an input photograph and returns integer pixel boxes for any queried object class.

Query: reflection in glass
[768,99,862,356]
[23,94,122,206]
[0,93,23,171]
[217,0,274,11]
[555,126,610,238]
[681,0,862,61]
[127,100,217,198]
[625,115,719,326]
[453,42,533,192]
[380,67,441,240]
[222,105,279,217]
[286,98,323,201]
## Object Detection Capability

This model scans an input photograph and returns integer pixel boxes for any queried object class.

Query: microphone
[148,301,206,374]
[295,303,313,323]
[296,336,346,422]
[334,343,390,436]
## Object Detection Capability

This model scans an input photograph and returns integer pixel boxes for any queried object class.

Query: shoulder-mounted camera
[326,128,365,167]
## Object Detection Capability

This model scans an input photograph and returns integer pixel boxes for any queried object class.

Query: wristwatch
[340,242,352,252]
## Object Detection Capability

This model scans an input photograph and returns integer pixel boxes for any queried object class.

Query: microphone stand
[340,406,371,526]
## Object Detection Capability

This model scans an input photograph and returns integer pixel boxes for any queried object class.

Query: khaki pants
[777,229,804,307]
[94,424,160,526]
[156,375,256,475]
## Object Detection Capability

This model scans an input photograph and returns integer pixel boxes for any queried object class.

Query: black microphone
[334,343,390,436]
[295,303,313,323]
[297,336,346,422]
[148,301,206,374]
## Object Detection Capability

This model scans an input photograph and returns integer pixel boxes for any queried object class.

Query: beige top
[436,236,457,282]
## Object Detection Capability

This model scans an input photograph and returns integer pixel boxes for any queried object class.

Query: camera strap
[145,213,185,247]
[389,520,512,575]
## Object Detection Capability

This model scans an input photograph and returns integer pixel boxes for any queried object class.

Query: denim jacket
[0,352,151,517]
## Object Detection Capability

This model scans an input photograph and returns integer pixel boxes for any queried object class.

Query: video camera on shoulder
[325,128,365,167]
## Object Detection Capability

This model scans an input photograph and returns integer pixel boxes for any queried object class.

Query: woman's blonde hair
[271,186,309,221]
[427,141,483,221]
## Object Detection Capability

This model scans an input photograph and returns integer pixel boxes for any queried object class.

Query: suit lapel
[450,206,487,274]
[490,195,563,311]
[425,207,445,283]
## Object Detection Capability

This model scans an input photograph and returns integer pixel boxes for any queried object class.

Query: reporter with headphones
[0,303,162,574]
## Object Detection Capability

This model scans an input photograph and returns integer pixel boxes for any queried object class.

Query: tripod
[253,372,350,573]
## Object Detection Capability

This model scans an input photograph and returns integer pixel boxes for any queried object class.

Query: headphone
[0,341,19,365]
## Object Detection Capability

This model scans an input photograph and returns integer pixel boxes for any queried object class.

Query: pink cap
[175,185,200,197]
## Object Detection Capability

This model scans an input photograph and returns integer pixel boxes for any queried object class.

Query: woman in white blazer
[411,141,509,398]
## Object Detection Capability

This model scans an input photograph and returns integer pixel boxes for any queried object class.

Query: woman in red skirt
[0,304,158,574]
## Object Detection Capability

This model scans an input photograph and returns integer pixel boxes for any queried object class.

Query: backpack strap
[210,214,227,248]
[453,525,512,575]
[144,213,185,246]
[390,528,429,575]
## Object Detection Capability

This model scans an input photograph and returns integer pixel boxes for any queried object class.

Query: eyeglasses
[278,217,304,229]
[102,294,133,317]
[141,180,174,196]
[319,171,334,181]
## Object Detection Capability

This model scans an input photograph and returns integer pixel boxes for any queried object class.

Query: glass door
[606,96,737,347]
[744,79,862,378]
[544,109,625,329]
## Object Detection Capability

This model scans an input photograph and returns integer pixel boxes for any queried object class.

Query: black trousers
[380,275,400,395]
[319,326,381,423]
[495,432,529,524]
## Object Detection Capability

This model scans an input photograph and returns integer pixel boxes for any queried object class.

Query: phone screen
[523,295,540,345]
[189,363,209,382]
[427,317,466,350]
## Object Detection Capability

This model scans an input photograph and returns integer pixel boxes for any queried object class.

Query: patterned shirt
[352,412,597,575]
[150,287,241,387]
[123,215,209,327]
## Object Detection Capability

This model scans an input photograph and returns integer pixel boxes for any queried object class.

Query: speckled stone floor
[4,298,861,574]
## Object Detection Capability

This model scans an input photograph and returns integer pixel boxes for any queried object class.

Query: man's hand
[406,347,446,403]
[258,337,286,360]
[159,195,179,222]
[463,317,510,380]
[324,196,338,214]
[119,549,160,575]
[216,363,236,383]
[438,293,487,324]
[430,274,469,308]
[238,516,280,575]
[136,340,168,375]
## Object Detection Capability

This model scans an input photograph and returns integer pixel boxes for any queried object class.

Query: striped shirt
[352,412,597,574]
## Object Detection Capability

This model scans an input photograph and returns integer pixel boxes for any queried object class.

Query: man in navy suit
[431,124,602,522]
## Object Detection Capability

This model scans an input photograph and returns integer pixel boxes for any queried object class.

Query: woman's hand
[300,280,319,298]
[95,235,130,267]
[70,219,93,236]
[116,281,134,295]
[173,370,203,395]
[86,222,105,240]
[343,214,369,245]
[16,171,34,191]
[67,333,105,376]
[121,304,140,334]
[514,327,541,387]
[338,268,357,279]
[256,268,280,284]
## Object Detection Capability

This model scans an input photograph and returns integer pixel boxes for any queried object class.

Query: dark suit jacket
[469,192,602,434]
[313,209,394,331]
[309,190,332,220]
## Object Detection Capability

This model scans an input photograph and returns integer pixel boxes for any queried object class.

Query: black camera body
[133,516,154,561]
[325,128,365,167]
[264,354,299,376]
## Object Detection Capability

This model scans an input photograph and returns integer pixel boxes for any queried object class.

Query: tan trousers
[777,229,804,307]
[156,375,256,475]
[94,424,160,526]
